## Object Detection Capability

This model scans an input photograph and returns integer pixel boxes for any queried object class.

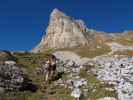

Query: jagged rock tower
[32,8,106,53]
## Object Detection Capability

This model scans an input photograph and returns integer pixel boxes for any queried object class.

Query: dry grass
[55,45,111,58]
[115,32,133,46]
[113,50,133,57]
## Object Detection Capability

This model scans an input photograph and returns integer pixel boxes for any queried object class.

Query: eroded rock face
[33,9,89,52]
[33,9,99,52]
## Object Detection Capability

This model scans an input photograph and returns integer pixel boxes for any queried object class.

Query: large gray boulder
[0,61,26,91]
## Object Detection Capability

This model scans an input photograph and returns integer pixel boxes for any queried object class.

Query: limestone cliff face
[32,8,107,53]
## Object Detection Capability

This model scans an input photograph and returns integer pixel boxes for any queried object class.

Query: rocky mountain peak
[32,8,107,53]
[50,8,66,18]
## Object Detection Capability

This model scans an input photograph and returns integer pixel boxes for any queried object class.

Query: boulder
[97,97,116,100]
[0,61,26,91]
[71,88,82,99]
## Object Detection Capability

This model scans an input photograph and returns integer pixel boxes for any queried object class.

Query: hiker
[45,55,57,82]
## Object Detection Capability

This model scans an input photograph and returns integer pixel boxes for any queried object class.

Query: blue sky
[0,0,133,51]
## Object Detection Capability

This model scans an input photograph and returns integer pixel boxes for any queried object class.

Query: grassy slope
[116,38,133,46]
[55,45,111,58]
[113,50,133,57]
[115,32,133,46]
[0,52,74,100]
[0,47,117,100]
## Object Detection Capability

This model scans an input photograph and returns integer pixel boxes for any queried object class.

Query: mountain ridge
[32,8,133,53]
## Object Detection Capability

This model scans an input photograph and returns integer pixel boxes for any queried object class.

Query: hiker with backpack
[44,55,57,83]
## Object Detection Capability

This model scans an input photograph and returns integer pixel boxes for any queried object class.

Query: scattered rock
[73,78,87,88]
[95,56,133,100]
[97,97,116,100]
[71,88,82,99]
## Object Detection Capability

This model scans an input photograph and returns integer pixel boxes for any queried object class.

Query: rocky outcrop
[0,50,16,63]
[0,60,25,91]
[32,8,108,53]
[33,9,88,52]
[0,60,38,92]
[32,8,133,53]
[53,51,133,100]
[94,56,133,100]
[53,51,93,66]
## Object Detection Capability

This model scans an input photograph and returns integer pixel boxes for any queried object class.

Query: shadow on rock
[19,77,38,92]
[52,72,64,81]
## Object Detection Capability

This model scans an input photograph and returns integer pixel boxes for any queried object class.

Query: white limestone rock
[71,88,82,99]
[5,60,16,65]
[97,97,116,100]
[33,8,91,52]
[54,51,92,66]
[73,78,87,88]
[95,56,133,100]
